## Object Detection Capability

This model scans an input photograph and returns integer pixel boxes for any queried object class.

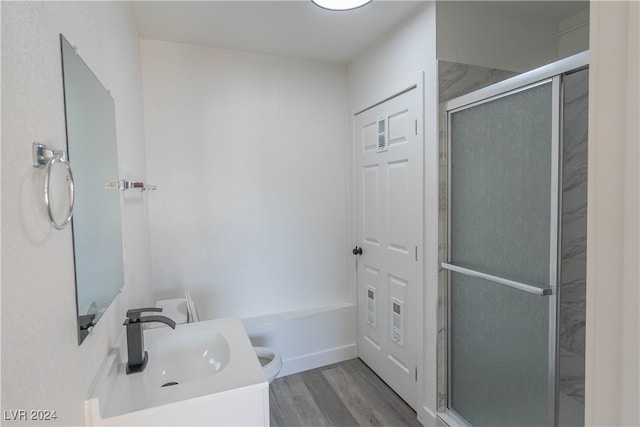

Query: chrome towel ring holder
[33,142,75,230]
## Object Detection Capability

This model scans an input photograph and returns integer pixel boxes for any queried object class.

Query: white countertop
[87,317,268,422]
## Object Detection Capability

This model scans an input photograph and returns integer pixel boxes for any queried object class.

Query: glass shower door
[445,79,559,426]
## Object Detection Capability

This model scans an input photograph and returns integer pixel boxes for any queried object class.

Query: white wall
[140,40,350,320]
[348,3,439,425]
[1,2,153,425]
[558,9,590,58]
[586,1,639,425]
[348,3,435,115]
[436,1,560,72]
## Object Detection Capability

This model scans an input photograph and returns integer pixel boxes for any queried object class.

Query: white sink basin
[85,317,268,426]
[144,331,230,388]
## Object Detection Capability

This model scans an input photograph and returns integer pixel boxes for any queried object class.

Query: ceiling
[131,1,426,64]
[131,1,588,65]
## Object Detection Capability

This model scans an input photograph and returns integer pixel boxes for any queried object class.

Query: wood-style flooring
[269,358,423,427]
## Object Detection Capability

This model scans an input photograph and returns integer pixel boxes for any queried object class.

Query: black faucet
[124,307,176,374]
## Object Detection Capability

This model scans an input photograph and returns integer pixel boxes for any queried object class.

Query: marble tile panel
[562,180,587,264]
[439,62,472,101]
[562,185,587,214]
[438,61,517,102]
[559,348,586,403]
[563,69,589,151]
[564,68,589,104]
[563,127,588,171]
[559,391,585,427]
[563,106,588,152]
[562,193,587,232]
[489,68,518,85]
[562,231,587,263]
[562,214,588,263]
[558,68,587,424]
[559,306,586,357]
[562,69,588,258]
[560,260,587,310]
[562,150,588,193]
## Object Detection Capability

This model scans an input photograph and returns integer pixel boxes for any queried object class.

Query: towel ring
[33,142,75,230]
[44,153,75,230]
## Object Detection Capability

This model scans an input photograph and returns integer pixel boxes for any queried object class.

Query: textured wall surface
[140,40,351,320]
[1,3,153,425]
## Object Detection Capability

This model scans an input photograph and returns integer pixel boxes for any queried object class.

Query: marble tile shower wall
[559,68,589,405]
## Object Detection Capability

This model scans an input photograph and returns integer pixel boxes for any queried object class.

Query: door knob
[352,246,363,255]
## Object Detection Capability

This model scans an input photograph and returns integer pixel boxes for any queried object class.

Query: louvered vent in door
[392,298,404,346]
[367,287,377,327]
[378,115,388,152]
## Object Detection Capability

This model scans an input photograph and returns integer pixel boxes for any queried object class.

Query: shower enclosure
[439,53,588,427]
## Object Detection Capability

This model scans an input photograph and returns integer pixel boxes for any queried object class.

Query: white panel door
[354,88,422,409]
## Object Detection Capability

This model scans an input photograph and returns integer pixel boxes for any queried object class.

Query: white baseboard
[243,303,357,378]
[279,343,358,377]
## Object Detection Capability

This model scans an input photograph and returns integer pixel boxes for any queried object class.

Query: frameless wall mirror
[60,34,124,344]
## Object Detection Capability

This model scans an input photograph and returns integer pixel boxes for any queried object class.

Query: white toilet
[253,346,282,383]
[156,293,282,384]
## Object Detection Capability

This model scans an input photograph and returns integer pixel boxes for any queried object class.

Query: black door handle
[352,246,363,255]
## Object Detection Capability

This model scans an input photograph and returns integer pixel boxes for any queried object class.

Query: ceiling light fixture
[311,0,373,11]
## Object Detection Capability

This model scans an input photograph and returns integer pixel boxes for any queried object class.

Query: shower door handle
[441,262,554,296]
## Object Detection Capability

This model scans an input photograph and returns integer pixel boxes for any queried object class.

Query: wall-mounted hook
[119,180,157,192]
